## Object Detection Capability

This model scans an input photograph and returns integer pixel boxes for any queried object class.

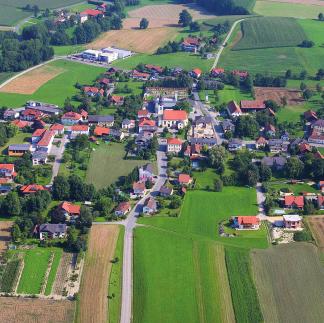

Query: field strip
[267,0,324,5]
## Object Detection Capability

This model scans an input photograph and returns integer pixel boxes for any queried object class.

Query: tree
[208,146,227,173]
[169,196,182,209]
[285,69,292,79]
[285,157,304,179]
[214,178,223,192]
[11,224,22,242]
[139,18,149,29]
[259,164,272,182]
[3,192,21,217]
[79,206,93,229]
[303,89,313,100]
[319,13,324,21]
[178,10,192,27]
[189,21,200,31]
[52,176,70,200]
[33,5,40,17]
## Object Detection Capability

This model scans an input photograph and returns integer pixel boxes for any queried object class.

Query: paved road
[256,182,267,220]
[50,135,69,183]
[120,140,166,323]
[211,19,245,70]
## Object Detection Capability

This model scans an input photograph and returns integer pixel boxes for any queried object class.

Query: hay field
[0,221,12,255]
[267,0,324,5]
[252,243,324,323]
[254,87,304,105]
[87,27,178,54]
[0,64,65,95]
[77,225,120,323]
[0,297,75,323]
[307,216,324,251]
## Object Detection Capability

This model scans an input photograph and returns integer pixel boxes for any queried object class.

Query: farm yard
[77,224,120,323]
[254,87,304,106]
[0,297,75,323]
[233,17,306,50]
[307,216,324,251]
[251,243,324,323]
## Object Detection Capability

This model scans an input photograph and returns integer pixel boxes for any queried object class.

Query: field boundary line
[13,258,24,293]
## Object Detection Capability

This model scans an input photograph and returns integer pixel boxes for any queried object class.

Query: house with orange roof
[178,173,192,186]
[50,123,65,135]
[32,128,46,143]
[12,119,30,129]
[70,125,89,139]
[240,100,266,112]
[36,130,55,152]
[79,8,103,23]
[83,86,104,97]
[61,111,83,125]
[133,181,146,197]
[233,216,260,230]
[110,95,124,106]
[20,108,44,121]
[232,70,248,79]
[191,68,202,78]
[139,118,156,133]
[161,109,188,129]
[20,184,46,195]
[145,64,163,74]
[115,201,131,216]
[167,138,183,153]
[94,126,110,137]
[182,37,201,53]
[131,70,150,81]
[137,109,149,119]
[211,68,225,77]
[0,164,17,182]
[58,201,81,221]
[284,195,304,210]
[227,101,242,117]
[256,136,267,149]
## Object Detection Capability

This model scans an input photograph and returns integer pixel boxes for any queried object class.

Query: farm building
[8,144,31,157]
[227,100,242,117]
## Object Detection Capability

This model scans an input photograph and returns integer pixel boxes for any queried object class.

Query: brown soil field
[0,297,75,323]
[307,216,324,251]
[267,0,324,6]
[0,65,65,95]
[87,27,178,54]
[0,221,12,255]
[77,224,120,323]
[254,87,304,105]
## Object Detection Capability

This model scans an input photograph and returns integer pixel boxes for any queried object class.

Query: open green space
[114,81,144,97]
[0,59,106,107]
[85,142,148,189]
[225,247,263,323]
[112,52,213,72]
[254,1,323,19]
[0,71,16,84]
[268,182,318,194]
[234,17,306,50]
[252,243,324,323]
[44,248,63,295]
[53,45,85,56]
[16,247,62,294]
[108,226,124,323]
[124,0,172,14]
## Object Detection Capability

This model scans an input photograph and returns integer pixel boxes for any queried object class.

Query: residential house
[139,164,154,182]
[133,181,146,197]
[211,68,225,77]
[227,100,242,117]
[139,118,156,133]
[304,110,318,123]
[115,201,131,216]
[70,125,89,139]
[184,144,201,158]
[299,142,312,154]
[138,109,149,119]
[4,109,19,120]
[32,128,46,143]
[178,174,192,186]
[161,109,188,129]
[233,216,260,230]
[318,195,324,209]
[145,64,163,74]
[0,164,17,182]
[131,70,150,81]
[88,115,114,127]
[122,119,136,130]
[32,151,48,165]
[167,138,183,154]
[261,156,287,170]
[283,214,302,229]
[228,138,243,151]
[192,116,214,138]
[94,126,110,137]
[281,131,290,141]
[8,144,31,157]
[12,120,30,129]
[264,124,276,137]
[240,100,265,113]
[191,68,202,78]
[58,202,81,221]
[110,95,124,106]
[143,197,157,214]
[308,130,324,145]
[256,136,267,149]
[190,137,217,147]
[98,77,113,88]
[61,111,83,125]
[222,119,235,133]
[312,119,324,132]
[21,108,43,121]
[36,130,55,152]
[159,185,173,197]
[268,139,288,153]
[38,223,67,240]
[83,86,104,97]
[284,195,304,209]
[20,184,46,195]
[79,9,103,23]
[50,123,65,135]
[181,37,201,53]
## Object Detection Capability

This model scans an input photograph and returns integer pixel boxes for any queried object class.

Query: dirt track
[78,225,120,323]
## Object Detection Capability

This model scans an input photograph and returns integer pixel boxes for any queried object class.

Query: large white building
[102,47,132,59]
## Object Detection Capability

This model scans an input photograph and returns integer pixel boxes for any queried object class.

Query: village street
[50,134,69,183]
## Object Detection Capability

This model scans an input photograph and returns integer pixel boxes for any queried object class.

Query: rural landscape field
[0,0,323,322]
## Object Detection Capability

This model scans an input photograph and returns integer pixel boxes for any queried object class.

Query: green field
[252,243,324,323]
[17,247,62,294]
[0,71,16,84]
[112,52,213,72]
[0,59,106,107]
[114,81,144,97]
[225,247,263,323]
[108,226,125,323]
[268,182,318,194]
[234,17,306,50]
[85,142,148,189]
[44,248,63,295]
[254,1,323,19]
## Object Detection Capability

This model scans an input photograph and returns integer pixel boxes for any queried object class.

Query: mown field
[252,243,324,323]
[234,17,306,50]
[0,59,106,107]
[85,142,148,189]
[134,187,268,323]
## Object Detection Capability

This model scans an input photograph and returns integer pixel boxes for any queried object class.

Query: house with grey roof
[261,156,287,170]
[38,223,67,240]
[88,115,114,127]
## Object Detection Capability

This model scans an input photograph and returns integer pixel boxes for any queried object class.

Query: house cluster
[81,47,132,63]
[278,191,324,211]
[307,118,324,146]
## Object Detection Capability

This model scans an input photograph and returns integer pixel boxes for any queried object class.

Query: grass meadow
[252,243,324,323]
[0,59,106,107]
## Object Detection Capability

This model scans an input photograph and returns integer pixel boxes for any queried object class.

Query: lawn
[251,243,324,323]
[17,247,62,294]
[53,45,85,56]
[0,59,106,107]
[85,142,148,189]
[108,226,125,323]
[193,168,219,190]
[268,182,318,194]
[234,17,306,50]
[254,1,323,19]
[114,80,144,97]
[225,247,263,323]
[112,52,213,72]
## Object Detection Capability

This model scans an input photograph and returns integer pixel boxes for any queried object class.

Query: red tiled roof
[132,70,150,78]
[178,173,192,184]
[22,109,43,118]
[133,181,145,191]
[240,100,265,110]
[80,9,102,16]
[192,68,202,76]
[163,109,187,121]
[299,143,311,153]
[32,128,46,137]
[211,68,225,75]
[50,123,64,131]
[62,111,82,120]
[38,130,55,147]
[12,120,29,128]
[138,109,149,117]
[116,201,131,213]
[80,109,88,118]
[183,37,200,46]
[60,201,80,215]
[256,136,267,144]
[94,126,110,136]
[227,101,241,114]
[284,195,304,208]
[111,95,124,103]
[0,164,14,172]
[145,64,163,73]
[84,86,104,96]
[232,70,248,77]
[20,184,46,194]
[167,138,182,145]
[318,195,324,206]
[71,125,89,132]
[139,118,155,127]
[237,216,259,225]
[99,78,111,85]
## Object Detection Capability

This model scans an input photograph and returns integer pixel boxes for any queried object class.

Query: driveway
[256,182,267,220]
[50,135,69,183]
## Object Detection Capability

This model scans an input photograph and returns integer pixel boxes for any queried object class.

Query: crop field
[307,216,324,251]
[254,0,323,19]
[87,28,178,54]
[0,59,106,107]
[77,225,120,323]
[0,297,75,322]
[86,142,148,189]
[16,247,62,294]
[0,64,65,95]
[225,247,263,323]
[234,17,306,50]
[254,87,304,106]
[0,221,12,254]
[251,243,324,323]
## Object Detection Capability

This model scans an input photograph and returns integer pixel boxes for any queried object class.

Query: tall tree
[178,10,192,27]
